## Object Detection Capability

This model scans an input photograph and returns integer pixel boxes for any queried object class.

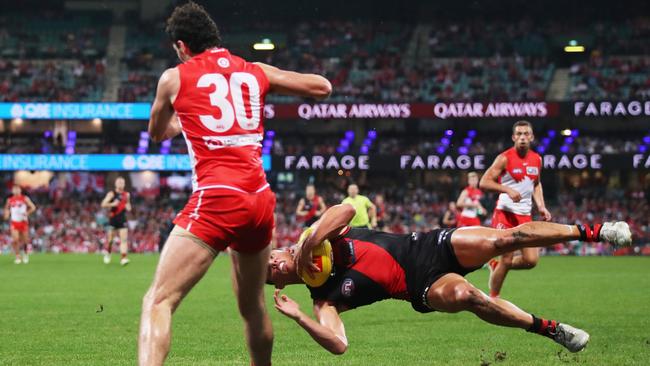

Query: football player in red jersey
[480,121,552,298]
[3,185,36,264]
[138,3,331,366]
[455,172,485,227]
[268,204,631,356]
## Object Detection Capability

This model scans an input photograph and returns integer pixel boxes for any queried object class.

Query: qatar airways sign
[295,103,411,120]
[573,101,650,117]
[432,102,549,119]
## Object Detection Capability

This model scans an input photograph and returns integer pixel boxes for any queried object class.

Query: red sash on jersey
[302,195,320,222]
[110,192,128,218]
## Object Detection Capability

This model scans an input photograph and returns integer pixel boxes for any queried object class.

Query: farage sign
[280,154,605,171]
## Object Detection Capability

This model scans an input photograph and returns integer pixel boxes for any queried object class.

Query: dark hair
[512,120,533,134]
[165,1,222,54]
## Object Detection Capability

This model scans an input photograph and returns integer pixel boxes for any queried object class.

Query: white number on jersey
[196,72,261,133]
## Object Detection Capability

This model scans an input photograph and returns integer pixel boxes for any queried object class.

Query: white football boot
[553,323,590,353]
[600,222,632,247]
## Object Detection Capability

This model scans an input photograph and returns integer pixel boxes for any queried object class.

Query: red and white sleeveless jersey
[173,48,270,193]
[8,195,28,222]
[460,186,483,218]
[496,147,541,215]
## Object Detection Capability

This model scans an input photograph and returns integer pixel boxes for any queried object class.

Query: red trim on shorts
[491,208,532,229]
[10,221,28,232]
[173,188,276,253]
[457,216,481,227]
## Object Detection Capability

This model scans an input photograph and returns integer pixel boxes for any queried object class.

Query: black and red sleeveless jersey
[110,190,128,220]
[307,227,468,312]
[301,195,321,226]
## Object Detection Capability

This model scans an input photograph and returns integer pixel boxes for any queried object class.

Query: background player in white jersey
[4,185,36,264]
[100,177,132,266]
[139,3,332,366]
[480,121,551,298]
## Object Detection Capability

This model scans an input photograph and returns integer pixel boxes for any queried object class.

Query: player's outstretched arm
[533,181,551,221]
[296,198,307,217]
[455,189,471,208]
[125,192,132,212]
[100,192,115,208]
[316,196,327,216]
[149,68,182,143]
[25,197,36,216]
[3,200,9,221]
[296,204,356,277]
[274,290,348,355]
[255,63,332,100]
[479,154,521,202]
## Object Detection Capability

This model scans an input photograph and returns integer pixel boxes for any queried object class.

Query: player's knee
[330,343,348,355]
[454,284,486,311]
[521,258,538,269]
[237,297,266,320]
[143,286,178,312]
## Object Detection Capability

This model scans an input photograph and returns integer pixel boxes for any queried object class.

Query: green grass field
[0,255,648,365]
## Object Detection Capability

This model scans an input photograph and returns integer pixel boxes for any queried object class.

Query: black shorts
[108,217,127,230]
[405,228,480,313]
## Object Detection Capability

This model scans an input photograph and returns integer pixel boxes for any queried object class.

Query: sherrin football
[297,227,333,287]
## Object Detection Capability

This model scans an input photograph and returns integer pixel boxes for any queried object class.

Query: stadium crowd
[2,13,650,103]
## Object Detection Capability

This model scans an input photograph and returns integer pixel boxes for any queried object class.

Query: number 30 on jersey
[196,72,261,132]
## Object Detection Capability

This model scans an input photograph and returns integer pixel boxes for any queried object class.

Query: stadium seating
[568,56,650,100]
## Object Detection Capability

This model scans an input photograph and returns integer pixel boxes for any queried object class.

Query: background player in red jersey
[455,171,485,227]
[100,177,132,266]
[296,183,327,228]
[3,185,36,264]
[480,121,552,298]
[268,204,631,356]
[138,3,331,366]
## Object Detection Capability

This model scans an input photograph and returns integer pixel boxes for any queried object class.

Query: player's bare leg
[488,251,513,297]
[230,246,273,366]
[10,229,22,264]
[511,248,539,269]
[104,229,114,264]
[19,231,29,264]
[450,221,631,270]
[426,273,590,352]
[118,228,129,266]
[138,228,215,366]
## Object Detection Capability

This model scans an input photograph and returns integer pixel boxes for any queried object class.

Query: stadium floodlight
[564,41,585,53]
[253,39,275,51]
